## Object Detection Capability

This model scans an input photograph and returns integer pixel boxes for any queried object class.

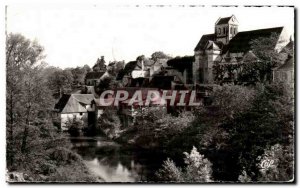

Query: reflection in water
[85,159,138,182]
[70,137,164,182]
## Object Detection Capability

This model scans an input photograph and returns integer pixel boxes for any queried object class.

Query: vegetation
[152,83,293,182]
[156,147,212,182]
[6,33,96,182]
[6,33,294,183]
[214,33,291,85]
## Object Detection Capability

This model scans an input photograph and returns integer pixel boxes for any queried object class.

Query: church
[193,15,290,85]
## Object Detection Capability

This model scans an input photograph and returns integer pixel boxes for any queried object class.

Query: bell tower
[215,15,239,45]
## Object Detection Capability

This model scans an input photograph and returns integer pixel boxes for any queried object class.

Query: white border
[0,0,298,188]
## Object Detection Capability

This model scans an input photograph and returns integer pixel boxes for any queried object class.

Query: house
[85,71,106,86]
[85,56,107,86]
[131,56,153,78]
[193,15,290,85]
[54,94,101,130]
[273,56,294,91]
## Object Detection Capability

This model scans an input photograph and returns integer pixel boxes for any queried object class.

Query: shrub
[65,116,85,137]
[156,146,212,182]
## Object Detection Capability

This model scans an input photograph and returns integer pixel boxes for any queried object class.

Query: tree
[239,33,288,83]
[83,64,91,73]
[151,51,171,61]
[156,147,212,182]
[6,33,46,168]
[70,66,87,85]
[208,83,294,181]
[6,33,97,182]
[47,69,74,96]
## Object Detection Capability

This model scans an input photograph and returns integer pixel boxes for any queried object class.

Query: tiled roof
[54,94,71,112]
[54,94,95,113]
[194,34,216,51]
[216,17,232,25]
[224,27,284,54]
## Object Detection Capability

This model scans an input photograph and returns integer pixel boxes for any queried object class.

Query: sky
[6,5,294,68]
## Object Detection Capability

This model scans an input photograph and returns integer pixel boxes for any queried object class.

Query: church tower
[215,15,239,45]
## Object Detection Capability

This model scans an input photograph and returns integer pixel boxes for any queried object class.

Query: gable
[60,94,95,113]
[194,34,216,51]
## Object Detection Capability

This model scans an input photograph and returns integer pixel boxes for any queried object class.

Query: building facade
[193,15,290,85]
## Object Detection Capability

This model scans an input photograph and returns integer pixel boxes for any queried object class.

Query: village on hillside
[53,15,294,133]
[6,14,295,183]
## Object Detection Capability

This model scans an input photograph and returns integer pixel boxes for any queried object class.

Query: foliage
[156,158,184,182]
[132,107,194,148]
[70,66,88,85]
[211,85,256,118]
[257,144,294,182]
[47,69,74,95]
[6,33,95,182]
[238,33,288,83]
[206,83,294,181]
[65,116,85,137]
[97,109,122,139]
[156,147,212,182]
[151,51,172,61]
[163,83,293,182]
[166,56,194,73]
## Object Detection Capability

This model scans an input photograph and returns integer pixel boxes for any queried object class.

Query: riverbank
[69,135,166,182]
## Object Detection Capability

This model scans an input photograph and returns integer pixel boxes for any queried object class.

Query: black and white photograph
[4,2,295,184]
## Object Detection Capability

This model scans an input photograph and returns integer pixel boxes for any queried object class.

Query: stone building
[85,56,107,86]
[193,15,290,85]
[273,56,294,92]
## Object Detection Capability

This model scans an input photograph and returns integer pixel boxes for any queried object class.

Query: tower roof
[215,17,232,25]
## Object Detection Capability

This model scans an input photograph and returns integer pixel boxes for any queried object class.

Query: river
[70,136,166,182]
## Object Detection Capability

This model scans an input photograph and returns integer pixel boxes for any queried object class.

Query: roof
[136,59,155,69]
[194,34,216,51]
[224,27,284,54]
[216,17,232,25]
[280,40,294,54]
[54,94,71,112]
[205,40,221,50]
[54,94,95,113]
[276,56,294,71]
[85,71,105,80]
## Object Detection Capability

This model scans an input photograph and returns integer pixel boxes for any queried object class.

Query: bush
[156,146,212,182]
[257,144,294,182]
[65,116,85,137]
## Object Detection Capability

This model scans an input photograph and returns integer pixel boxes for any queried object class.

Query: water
[70,136,165,182]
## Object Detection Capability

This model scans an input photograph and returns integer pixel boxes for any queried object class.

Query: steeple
[215,15,239,45]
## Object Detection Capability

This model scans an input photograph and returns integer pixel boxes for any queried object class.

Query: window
[218,28,221,35]
[230,27,233,34]
[223,27,226,34]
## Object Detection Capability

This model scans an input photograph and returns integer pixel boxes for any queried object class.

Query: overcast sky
[6,5,294,68]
